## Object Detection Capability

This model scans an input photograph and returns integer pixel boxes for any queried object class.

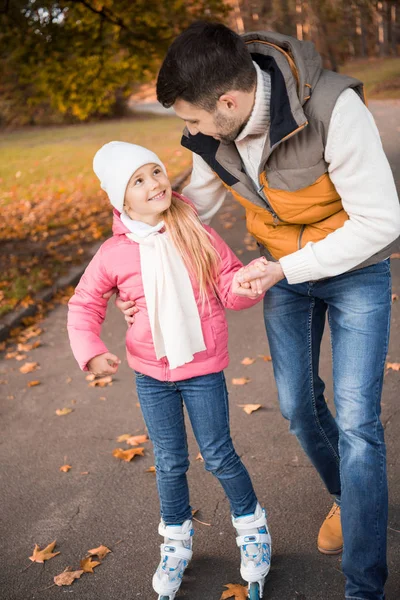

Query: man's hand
[235,258,285,295]
[102,288,138,325]
[87,352,121,376]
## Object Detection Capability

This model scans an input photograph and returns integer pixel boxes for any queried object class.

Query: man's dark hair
[156,21,256,111]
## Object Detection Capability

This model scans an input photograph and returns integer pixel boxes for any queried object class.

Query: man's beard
[213,109,246,144]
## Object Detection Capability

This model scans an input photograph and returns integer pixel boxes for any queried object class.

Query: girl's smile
[124,163,172,225]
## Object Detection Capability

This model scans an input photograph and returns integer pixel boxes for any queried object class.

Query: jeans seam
[309,298,340,465]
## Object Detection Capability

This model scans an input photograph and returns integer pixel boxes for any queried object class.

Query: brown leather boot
[317,503,343,555]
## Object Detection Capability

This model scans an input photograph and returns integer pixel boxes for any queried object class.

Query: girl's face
[124,162,172,225]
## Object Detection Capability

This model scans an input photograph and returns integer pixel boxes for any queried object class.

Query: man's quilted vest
[181,31,374,262]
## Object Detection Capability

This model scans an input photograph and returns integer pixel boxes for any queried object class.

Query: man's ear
[218,93,239,111]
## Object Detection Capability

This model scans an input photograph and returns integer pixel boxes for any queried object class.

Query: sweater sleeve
[182,153,228,224]
[279,88,400,284]
[67,245,115,371]
[205,225,264,310]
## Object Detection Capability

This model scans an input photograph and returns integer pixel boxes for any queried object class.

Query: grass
[340,57,400,99]
[0,114,191,317]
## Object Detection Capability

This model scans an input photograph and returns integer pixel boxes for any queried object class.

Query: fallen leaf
[112,447,145,462]
[87,545,111,560]
[258,354,272,362]
[19,361,39,374]
[0,379,8,384]
[59,464,72,472]
[386,362,400,371]
[80,471,89,475]
[5,351,19,359]
[17,341,41,352]
[29,540,60,563]
[7,395,14,400]
[28,380,41,387]
[392,294,398,302]
[195,452,204,461]
[126,434,149,446]
[391,252,400,259]
[66,377,72,383]
[15,354,27,361]
[241,357,256,366]
[80,556,100,573]
[238,404,263,415]
[85,373,95,381]
[220,583,248,600]
[232,377,250,385]
[146,466,156,473]
[191,508,211,526]
[116,433,132,442]
[54,568,84,586]
[55,407,73,416]
[88,375,113,387]
[99,396,106,401]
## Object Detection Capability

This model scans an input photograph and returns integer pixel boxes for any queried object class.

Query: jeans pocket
[133,370,147,379]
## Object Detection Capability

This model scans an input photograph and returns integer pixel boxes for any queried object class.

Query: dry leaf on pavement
[29,540,60,563]
[85,373,95,381]
[116,434,132,442]
[232,377,250,385]
[126,434,149,446]
[146,466,156,473]
[258,354,272,362]
[195,452,204,461]
[55,408,73,416]
[391,253,400,259]
[87,545,111,560]
[386,362,400,371]
[88,375,113,388]
[28,380,40,387]
[54,568,84,586]
[112,447,145,462]
[238,404,263,415]
[241,357,256,365]
[392,294,398,302]
[18,341,41,352]
[220,583,248,599]
[191,508,211,526]
[80,556,100,573]
[19,361,39,374]
[59,464,72,473]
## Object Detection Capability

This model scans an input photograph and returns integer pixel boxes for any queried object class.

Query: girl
[67,141,271,600]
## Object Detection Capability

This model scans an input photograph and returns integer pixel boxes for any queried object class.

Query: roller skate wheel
[248,582,260,600]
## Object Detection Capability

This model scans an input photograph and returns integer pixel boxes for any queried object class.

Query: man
[150,20,400,600]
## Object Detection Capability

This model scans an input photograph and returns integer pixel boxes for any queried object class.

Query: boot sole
[317,545,343,555]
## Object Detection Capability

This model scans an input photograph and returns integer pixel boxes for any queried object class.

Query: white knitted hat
[93,141,167,212]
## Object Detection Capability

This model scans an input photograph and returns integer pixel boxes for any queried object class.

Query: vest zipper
[298,225,305,249]
[257,183,281,225]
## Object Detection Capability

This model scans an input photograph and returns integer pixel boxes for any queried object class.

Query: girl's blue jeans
[264,259,391,600]
[134,370,258,525]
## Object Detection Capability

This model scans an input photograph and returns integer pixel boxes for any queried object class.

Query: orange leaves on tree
[19,361,39,374]
[80,556,101,573]
[112,447,145,462]
[54,568,84,587]
[87,545,111,560]
[29,540,60,563]
[220,583,249,600]
[238,404,263,415]
[232,377,250,386]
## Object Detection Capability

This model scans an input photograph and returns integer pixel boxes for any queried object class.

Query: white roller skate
[232,503,271,599]
[152,518,194,600]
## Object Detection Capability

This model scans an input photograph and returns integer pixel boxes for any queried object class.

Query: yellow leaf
[80,556,100,573]
[116,433,132,442]
[112,447,145,462]
[28,380,41,387]
[195,452,204,462]
[54,568,84,586]
[392,293,398,302]
[15,354,27,361]
[87,545,111,560]
[55,407,73,416]
[220,583,248,600]
[126,434,149,446]
[241,357,256,365]
[146,466,156,473]
[386,362,400,371]
[19,361,39,374]
[29,540,60,563]
[88,375,113,387]
[232,377,250,385]
[59,464,72,473]
[238,404,263,415]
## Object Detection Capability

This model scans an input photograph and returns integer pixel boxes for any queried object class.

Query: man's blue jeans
[134,370,258,525]
[264,259,391,600]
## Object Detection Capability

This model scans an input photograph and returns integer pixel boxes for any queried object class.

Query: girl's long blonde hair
[162,194,221,306]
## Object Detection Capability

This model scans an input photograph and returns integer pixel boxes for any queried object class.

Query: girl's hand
[231,269,263,298]
[102,288,139,325]
[87,352,121,376]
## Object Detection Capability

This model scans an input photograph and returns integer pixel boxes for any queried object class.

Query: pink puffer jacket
[68,192,263,382]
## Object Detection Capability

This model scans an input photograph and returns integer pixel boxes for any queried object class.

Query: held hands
[87,352,121,376]
[102,288,138,325]
[233,257,285,297]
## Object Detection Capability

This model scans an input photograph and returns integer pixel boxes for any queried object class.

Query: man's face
[173,98,245,144]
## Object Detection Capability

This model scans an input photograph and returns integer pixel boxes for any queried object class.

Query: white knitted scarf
[123,215,206,370]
